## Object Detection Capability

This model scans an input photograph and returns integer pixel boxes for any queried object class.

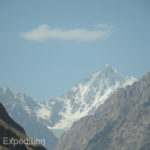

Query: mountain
[0,88,58,150]
[45,65,136,136]
[0,65,136,145]
[0,103,25,134]
[55,72,150,150]
[0,103,47,150]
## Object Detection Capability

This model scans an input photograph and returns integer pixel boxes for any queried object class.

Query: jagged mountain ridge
[55,72,150,150]
[0,88,58,150]
[0,65,136,140]
[45,65,136,131]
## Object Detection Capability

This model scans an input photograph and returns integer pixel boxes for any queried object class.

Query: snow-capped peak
[46,65,137,133]
[0,65,137,138]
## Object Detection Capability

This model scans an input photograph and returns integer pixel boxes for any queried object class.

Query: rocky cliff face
[0,103,47,150]
[56,72,150,150]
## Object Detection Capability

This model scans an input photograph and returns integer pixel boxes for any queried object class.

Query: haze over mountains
[0,65,136,150]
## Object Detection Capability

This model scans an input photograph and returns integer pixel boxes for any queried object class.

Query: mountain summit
[0,65,136,143]
[56,72,150,150]
[46,65,136,133]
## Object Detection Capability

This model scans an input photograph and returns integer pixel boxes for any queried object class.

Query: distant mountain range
[55,72,150,150]
[0,88,58,150]
[0,65,136,149]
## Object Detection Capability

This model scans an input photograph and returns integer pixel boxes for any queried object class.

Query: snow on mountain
[0,65,136,139]
[0,87,58,150]
[44,65,136,132]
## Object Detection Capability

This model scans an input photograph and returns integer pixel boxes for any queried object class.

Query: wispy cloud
[94,24,113,29]
[20,24,113,42]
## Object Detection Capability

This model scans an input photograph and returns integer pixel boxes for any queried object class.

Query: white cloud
[20,24,113,42]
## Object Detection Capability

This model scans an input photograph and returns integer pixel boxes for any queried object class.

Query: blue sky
[0,0,150,101]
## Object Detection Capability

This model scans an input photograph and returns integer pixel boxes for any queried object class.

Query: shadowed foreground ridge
[0,103,25,134]
[0,103,47,150]
[56,72,150,150]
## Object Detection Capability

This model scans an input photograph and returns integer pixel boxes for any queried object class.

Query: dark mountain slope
[0,103,47,150]
[56,72,150,150]
[0,103,25,134]
[0,88,58,150]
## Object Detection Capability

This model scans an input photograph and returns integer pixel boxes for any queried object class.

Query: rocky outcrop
[56,72,150,150]
[0,103,25,134]
[0,103,47,150]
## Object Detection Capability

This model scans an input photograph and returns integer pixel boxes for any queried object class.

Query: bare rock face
[56,72,150,150]
[0,103,47,150]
